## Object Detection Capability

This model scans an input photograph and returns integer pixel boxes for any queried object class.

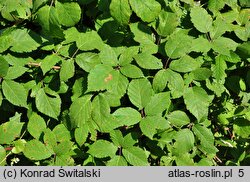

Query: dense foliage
[0,0,249,166]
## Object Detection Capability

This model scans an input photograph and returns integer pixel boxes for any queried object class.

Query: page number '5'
[238,169,244,177]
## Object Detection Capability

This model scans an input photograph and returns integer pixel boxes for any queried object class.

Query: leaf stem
[27,62,61,70]
[0,151,12,165]
[71,48,80,59]
[164,57,171,69]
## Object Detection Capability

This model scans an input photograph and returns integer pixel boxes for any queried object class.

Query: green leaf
[167,110,190,127]
[165,69,184,98]
[169,55,201,73]
[110,0,132,25]
[0,145,6,166]
[133,53,163,70]
[91,94,121,132]
[99,45,118,66]
[107,156,127,166]
[40,54,61,75]
[55,155,74,166]
[113,107,141,126]
[173,129,194,155]
[110,130,124,147]
[208,0,225,14]
[0,56,9,77]
[191,68,212,81]
[174,153,195,166]
[123,146,149,166]
[54,141,73,156]
[106,73,129,98]
[183,86,212,121]
[56,2,81,27]
[23,139,52,160]
[87,64,117,92]
[60,59,75,81]
[145,92,171,116]
[122,132,138,148]
[75,53,101,72]
[152,70,168,93]
[140,116,170,139]
[76,31,104,51]
[193,124,218,155]
[10,29,41,53]
[12,139,26,154]
[27,113,47,139]
[0,92,3,107]
[0,31,12,53]
[155,10,179,37]
[4,65,28,80]
[212,55,227,84]
[88,140,117,158]
[120,64,144,78]
[119,46,139,66]
[191,36,211,53]
[75,126,89,147]
[128,78,154,110]
[69,95,92,128]
[233,118,250,138]
[35,88,61,119]
[212,37,238,56]
[53,124,71,142]
[36,5,64,38]
[130,23,158,53]
[43,128,57,152]
[210,16,232,40]
[129,0,161,22]
[2,80,27,108]
[0,113,24,144]
[190,6,212,33]
[165,31,193,59]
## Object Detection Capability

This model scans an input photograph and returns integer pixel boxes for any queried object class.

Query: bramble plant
[0,0,250,166]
